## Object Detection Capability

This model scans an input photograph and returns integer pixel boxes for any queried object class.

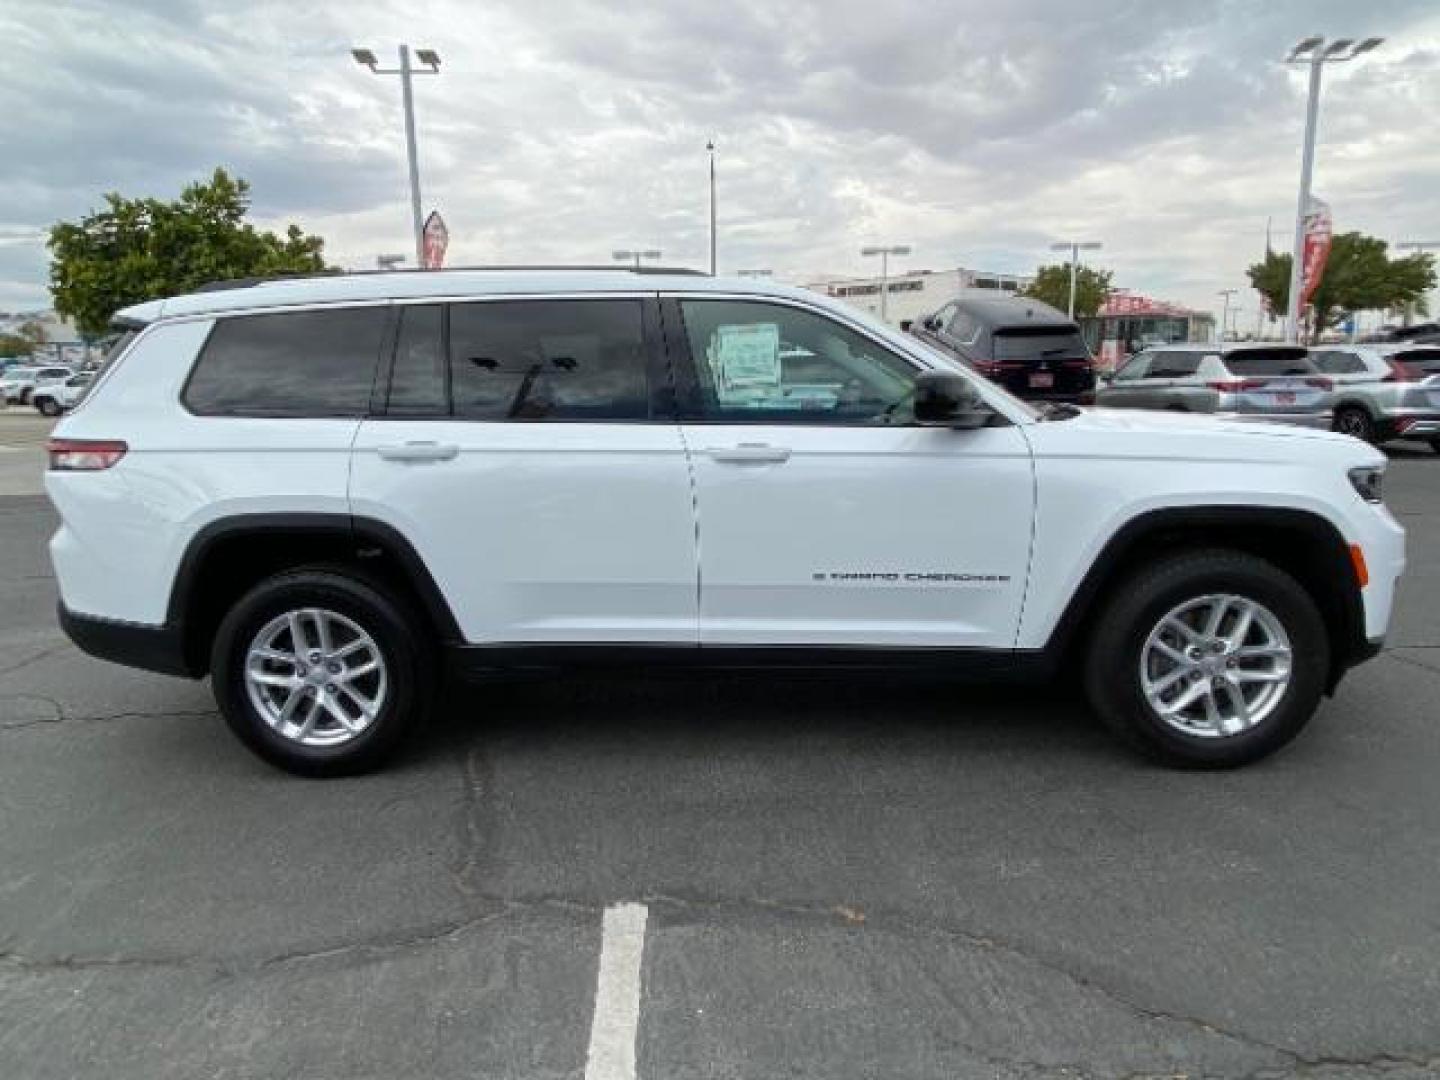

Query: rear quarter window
[1222,348,1315,376]
[184,307,388,417]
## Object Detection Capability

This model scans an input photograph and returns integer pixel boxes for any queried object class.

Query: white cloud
[2,0,1437,322]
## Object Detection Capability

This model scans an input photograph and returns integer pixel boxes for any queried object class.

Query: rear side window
[992,326,1087,362]
[1148,352,1201,378]
[448,300,649,420]
[185,307,387,416]
[1392,349,1440,377]
[1222,348,1314,377]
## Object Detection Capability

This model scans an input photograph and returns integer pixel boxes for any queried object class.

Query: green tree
[1021,263,1113,318]
[1247,231,1435,337]
[48,168,330,336]
[0,320,46,357]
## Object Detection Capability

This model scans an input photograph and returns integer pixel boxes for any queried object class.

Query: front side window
[185,307,387,416]
[1113,354,1151,381]
[1311,350,1367,375]
[678,299,917,424]
[449,300,649,420]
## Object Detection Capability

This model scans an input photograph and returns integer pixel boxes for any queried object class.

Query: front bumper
[1214,410,1333,430]
[58,603,197,678]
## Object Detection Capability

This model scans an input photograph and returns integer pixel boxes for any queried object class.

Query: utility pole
[1049,240,1103,319]
[860,245,912,323]
[1282,35,1383,343]
[707,140,717,276]
[352,45,442,266]
[1218,289,1237,343]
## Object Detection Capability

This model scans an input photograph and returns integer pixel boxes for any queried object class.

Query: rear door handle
[376,441,459,463]
[706,443,792,464]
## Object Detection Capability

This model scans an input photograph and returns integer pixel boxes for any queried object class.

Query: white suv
[46,269,1405,775]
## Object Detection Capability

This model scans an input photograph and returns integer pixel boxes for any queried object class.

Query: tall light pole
[1217,289,1237,342]
[352,45,442,267]
[860,245,911,323]
[707,140,717,276]
[1049,241,1103,319]
[1396,241,1440,327]
[1282,35,1384,343]
[613,249,662,270]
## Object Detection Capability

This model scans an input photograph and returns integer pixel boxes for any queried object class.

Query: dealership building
[802,267,1033,327]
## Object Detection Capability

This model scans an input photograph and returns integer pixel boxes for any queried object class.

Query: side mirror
[913,371,991,429]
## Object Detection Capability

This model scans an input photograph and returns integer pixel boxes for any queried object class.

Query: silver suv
[1309,344,1440,451]
[1095,344,1333,428]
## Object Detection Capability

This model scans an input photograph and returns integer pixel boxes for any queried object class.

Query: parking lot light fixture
[860,245,912,322]
[1049,240,1103,319]
[1218,289,1237,342]
[351,44,442,266]
[1282,35,1384,344]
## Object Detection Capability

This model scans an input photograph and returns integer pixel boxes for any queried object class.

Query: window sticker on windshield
[711,323,781,392]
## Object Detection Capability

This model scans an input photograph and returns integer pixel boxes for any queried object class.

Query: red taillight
[1384,359,1420,382]
[46,438,127,471]
[1205,379,1265,392]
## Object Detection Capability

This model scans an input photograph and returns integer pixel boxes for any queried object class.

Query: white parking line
[584,902,649,1080]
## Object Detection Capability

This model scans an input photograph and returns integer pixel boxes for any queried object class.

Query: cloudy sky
[2,0,1438,324]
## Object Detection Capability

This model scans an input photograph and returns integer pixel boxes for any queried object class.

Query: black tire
[1083,549,1329,769]
[211,567,432,777]
[17,388,30,405]
[1333,405,1376,444]
[35,397,60,417]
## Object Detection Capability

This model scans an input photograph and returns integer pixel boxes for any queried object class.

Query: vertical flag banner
[422,211,449,270]
[1300,196,1332,307]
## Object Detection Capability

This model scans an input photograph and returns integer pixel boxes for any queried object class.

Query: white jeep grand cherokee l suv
[46,269,1404,776]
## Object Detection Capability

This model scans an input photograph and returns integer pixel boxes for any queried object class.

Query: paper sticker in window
[711,323,781,392]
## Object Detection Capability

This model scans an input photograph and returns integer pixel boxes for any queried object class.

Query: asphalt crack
[449,735,495,900]
[0,695,216,731]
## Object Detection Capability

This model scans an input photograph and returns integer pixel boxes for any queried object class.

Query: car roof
[115,269,835,324]
[947,293,1074,327]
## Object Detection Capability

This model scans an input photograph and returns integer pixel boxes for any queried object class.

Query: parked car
[47,269,1401,775]
[1363,322,1440,346]
[1308,344,1440,450]
[910,294,1095,403]
[32,373,93,416]
[3,364,74,405]
[1095,344,1334,428]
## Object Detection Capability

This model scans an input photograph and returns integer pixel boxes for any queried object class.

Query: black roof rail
[192,264,707,293]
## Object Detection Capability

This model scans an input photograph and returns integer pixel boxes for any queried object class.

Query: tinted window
[1222,348,1315,376]
[185,308,386,416]
[449,300,648,420]
[992,327,1087,362]
[1392,349,1440,376]
[1112,354,1150,381]
[1311,350,1368,375]
[1148,352,1201,378]
[387,305,446,414]
[678,299,916,424]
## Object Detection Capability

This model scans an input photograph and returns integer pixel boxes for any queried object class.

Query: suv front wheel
[211,568,431,776]
[1084,550,1329,768]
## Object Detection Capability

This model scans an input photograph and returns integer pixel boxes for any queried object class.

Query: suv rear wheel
[1084,550,1328,768]
[35,396,61,417]
[211,568,431,776]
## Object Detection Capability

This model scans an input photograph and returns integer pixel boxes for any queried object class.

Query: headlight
[1348,465,1385,504]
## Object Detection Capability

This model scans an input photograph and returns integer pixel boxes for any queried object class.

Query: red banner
[1300,196,1332,307]
[422,210,449,270]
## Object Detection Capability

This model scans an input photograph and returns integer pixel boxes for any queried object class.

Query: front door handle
[376,441,459,463]
[706,443,792,465]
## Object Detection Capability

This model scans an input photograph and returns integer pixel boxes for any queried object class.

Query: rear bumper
[57,603,198,679]
[1214,410,1333,430]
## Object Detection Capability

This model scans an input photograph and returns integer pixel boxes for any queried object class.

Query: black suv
[910,294,1095,403]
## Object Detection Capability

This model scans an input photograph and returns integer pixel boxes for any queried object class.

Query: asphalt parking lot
[2,410,1440,1080]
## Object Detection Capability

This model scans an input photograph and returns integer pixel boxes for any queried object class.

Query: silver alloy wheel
[243,607,388,747]
[1139,593,1292,739]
